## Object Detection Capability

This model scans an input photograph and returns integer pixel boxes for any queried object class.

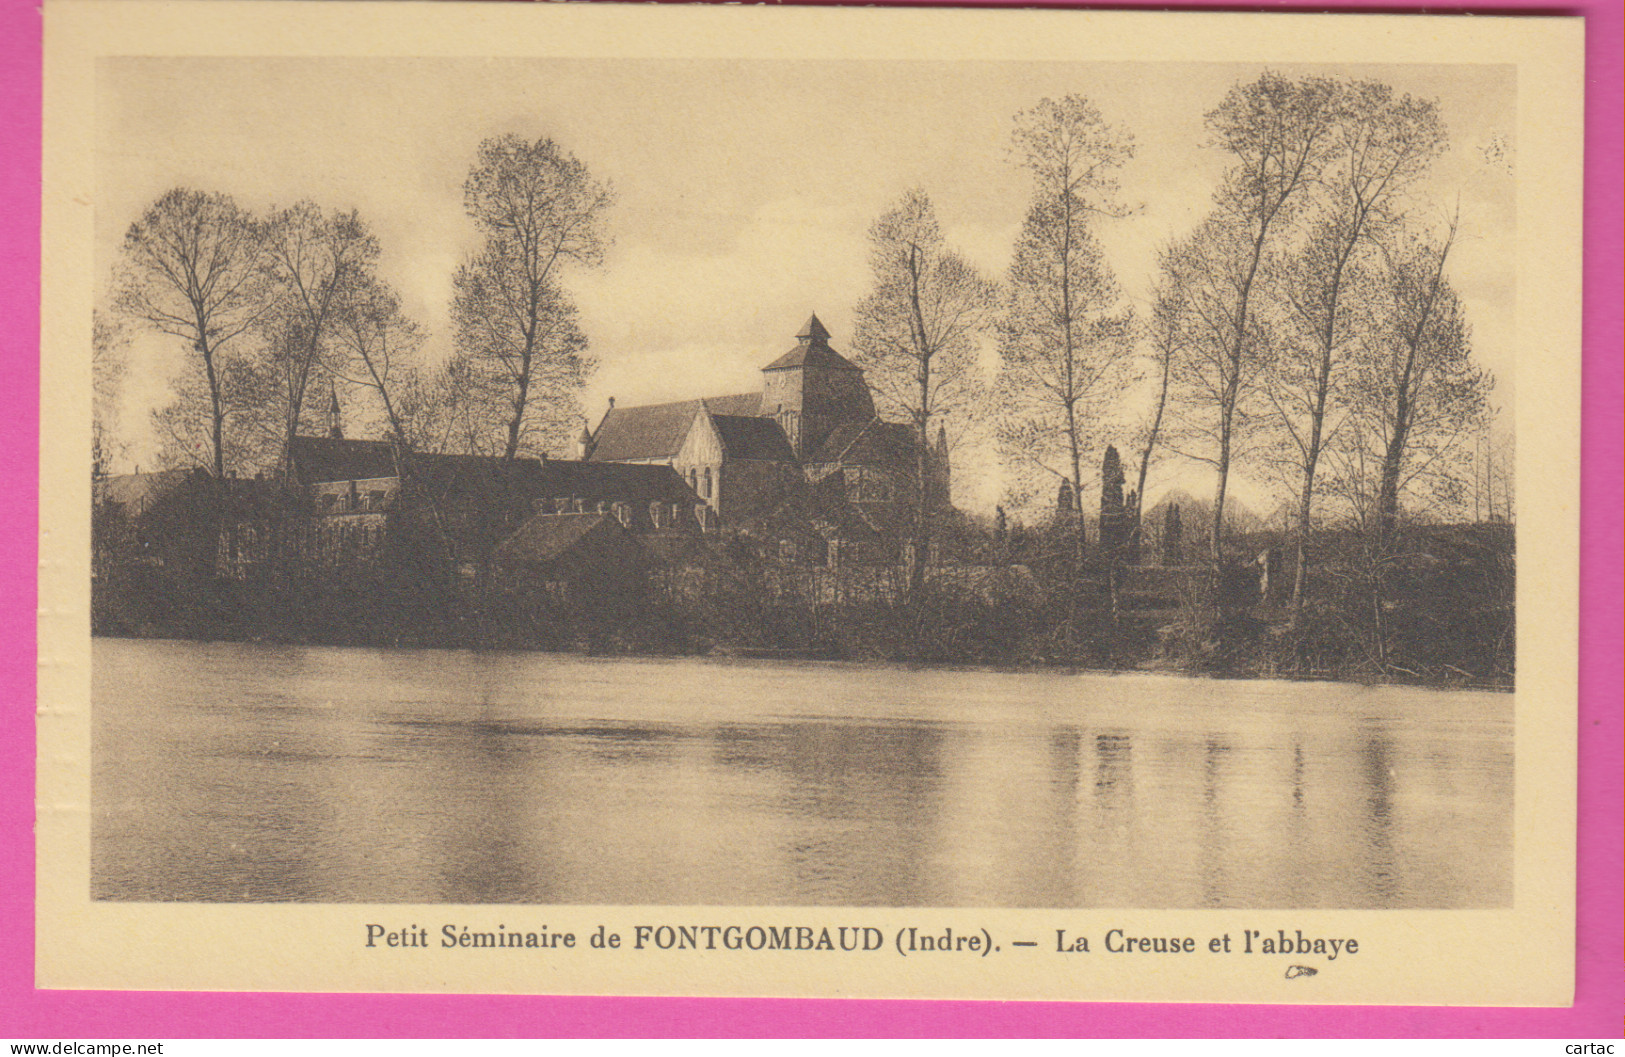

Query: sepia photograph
[88,50,1519,909]
[38,0,1584,1003]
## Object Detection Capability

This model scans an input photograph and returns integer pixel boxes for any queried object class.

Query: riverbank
[91,524,1514,691]
[89,609,1514,692]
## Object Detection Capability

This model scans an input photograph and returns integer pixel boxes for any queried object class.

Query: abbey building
[583,314,950,552]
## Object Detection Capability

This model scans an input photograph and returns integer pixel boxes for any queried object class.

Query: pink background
[3,0,1617,1038]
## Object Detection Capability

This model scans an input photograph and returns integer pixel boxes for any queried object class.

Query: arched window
[701,466,713,499]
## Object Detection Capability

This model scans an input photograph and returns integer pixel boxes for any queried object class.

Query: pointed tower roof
[327,384,344,440]
[798,314,830,342]
[763,312,863,372]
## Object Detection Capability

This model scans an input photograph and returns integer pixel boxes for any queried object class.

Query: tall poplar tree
[115,188,269,478]
[995,95,1135,533]
[261,202,381,473]
[451,134,612,460]
[1263,81,1446,622]
[851,188,998,593]
[1165,73,1339,561]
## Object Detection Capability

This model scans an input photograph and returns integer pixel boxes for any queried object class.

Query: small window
[701,467,712,499]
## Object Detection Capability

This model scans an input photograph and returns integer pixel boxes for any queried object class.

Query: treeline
[101,72,1504,552]
[99,135,611,478]
[94,70,1515,686]
[824,73,1510,683]
[91,507,1513,687]
[840,74,1502,621]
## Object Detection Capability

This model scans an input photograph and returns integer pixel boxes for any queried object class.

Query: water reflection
[1360,721,1398,905]
[92,639,1513,908]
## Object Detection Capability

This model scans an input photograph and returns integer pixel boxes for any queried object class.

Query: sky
[96,55,1516,513]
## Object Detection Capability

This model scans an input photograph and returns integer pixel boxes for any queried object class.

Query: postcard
[38,1,1582,1004]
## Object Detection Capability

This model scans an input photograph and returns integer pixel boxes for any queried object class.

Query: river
[91,637,1512,907]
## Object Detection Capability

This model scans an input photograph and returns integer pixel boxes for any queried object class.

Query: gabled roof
[405,452,547,500]
[287,436,399,485]
[807,418,918,470]
[287,436,702,509]
[494,512,624,564]
[762,313,864,373]
[707,414,797,463]
[533,460,698,504]
[748,472,881,543]
[588,393,760,462]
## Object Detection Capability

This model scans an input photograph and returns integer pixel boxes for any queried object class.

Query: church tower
[759,314,875,459]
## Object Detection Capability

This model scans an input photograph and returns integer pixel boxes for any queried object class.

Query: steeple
[327,384,343,440]
[797,313,831,344]
[763,312,863,372]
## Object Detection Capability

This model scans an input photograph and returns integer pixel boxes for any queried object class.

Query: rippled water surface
[92,638,1512,907]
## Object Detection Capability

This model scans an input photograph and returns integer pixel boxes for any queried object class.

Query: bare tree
[996,95,1135,538]
[453,270,591,458]
[451,134,612,460]
[92,309,129,476]
[1168,73,1339,561]
[1160,217,1276,552]
[851,188,998,592]
[1477,409,1516,523]
[1129,257,1191,547]
[1362,222,1489,539]
[261,202,381,472]
[150,352,280,474]
[1262,81,1446,621]
[1321,219,1488,539]
[412,354,496,457]
[329,278,423,446]
[114,188,269,478]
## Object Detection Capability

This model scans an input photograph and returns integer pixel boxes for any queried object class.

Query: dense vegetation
[92,507,1513,689]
